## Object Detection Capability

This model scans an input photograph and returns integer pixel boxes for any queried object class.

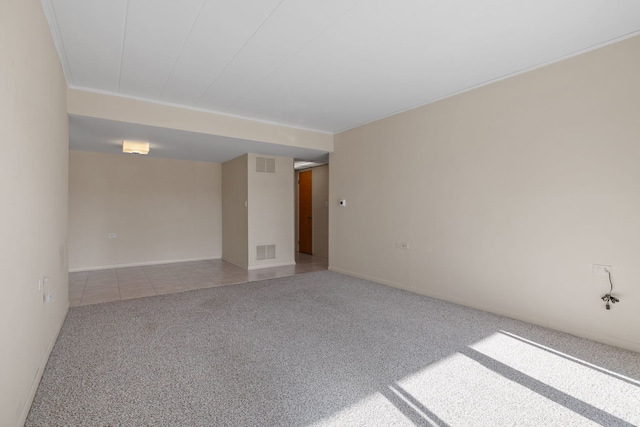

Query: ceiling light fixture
[294,161,326,170]
[122,140,149,155]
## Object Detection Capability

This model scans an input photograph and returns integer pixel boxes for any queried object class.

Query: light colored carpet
[26,271,640,426]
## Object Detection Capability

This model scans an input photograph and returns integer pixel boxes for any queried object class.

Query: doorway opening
[298,170,313,254]
[295,164,329,259]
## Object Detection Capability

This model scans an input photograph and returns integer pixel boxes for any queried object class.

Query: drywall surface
[0,0,69,425]
[222,155,249,268]
[69,151,221,270]
[312,165,329,258]
[248,154,295,269]
[330,35,640,352]
[67,89,333,152]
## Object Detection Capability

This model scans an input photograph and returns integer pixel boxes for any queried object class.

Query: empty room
[2,0,640,426]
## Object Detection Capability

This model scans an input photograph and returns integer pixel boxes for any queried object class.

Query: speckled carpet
[26,271,640,426]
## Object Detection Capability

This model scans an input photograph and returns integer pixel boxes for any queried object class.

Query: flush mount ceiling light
[122,140,149,155]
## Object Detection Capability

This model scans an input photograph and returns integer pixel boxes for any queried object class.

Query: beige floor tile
[87,271,117,279]
[69,289,84,300]
[198,281,223,289]
[86,276,117,283]
[142,264,169,270]
[208,271,244,281]
[117,274,148,282]
[142,269,168,277]
[120,288,157,300]
[82,287,120,298]
[294,265,319,273]
[154,284,190,295]
[80,292,120,306]
[248,272,281,282]
[116,267,146,274]
[220,267,247,275]
[184,280,217,290]
[68,278,87,286]
[118,278,152,287]
[193,269,220,276]
[85,280,119,289]
[68,254,327,304]
[213,276,247,286]
[150,278,185,287]
[119,281,153,291]
[166,265,194,272]
[178,275,210,285]
[69,282,85,291]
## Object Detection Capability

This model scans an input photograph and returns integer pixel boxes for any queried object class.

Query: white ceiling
[45,0,640,159]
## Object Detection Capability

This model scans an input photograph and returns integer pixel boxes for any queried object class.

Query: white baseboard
[69,256,222,272]
[19,301,69,426]
[247,260,296,271]
[328,266,640,353]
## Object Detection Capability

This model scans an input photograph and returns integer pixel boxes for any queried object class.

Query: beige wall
[330,35,640,352]
[222,155,249,268]
[312,165,329,258]
[0,0,69,425]
[68,89,334,152]
[248,154,295,269]
[69,151,221,270]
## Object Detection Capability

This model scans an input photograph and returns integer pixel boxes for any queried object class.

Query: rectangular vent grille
[256,157,276,173]
[256,244,276,261]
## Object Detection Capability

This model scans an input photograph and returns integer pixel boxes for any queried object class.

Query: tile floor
[69,253,328,307]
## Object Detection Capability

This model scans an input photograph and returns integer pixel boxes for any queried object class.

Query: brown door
[299,170,312,254]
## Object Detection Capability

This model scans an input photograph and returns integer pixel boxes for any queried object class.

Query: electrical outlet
[108,233,117,238]
[44,294,53,303]
[396,242,409,249]
[592,264,612,275]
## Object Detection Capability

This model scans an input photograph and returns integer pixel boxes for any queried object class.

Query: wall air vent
[266,244,276,259]
[256,244,276,261]
[256,157,276,173]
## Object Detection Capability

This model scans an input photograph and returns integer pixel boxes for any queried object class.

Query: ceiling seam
[116,0,131,93]
[191,0,286,108]
[227,0,364,114]
[158,0,207,98]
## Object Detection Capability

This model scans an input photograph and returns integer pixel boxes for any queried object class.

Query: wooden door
[299,170,313,254]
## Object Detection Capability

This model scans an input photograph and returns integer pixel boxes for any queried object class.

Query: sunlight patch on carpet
[396,352,598,426]
[470,331,640,425]
[308,392,414,426]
